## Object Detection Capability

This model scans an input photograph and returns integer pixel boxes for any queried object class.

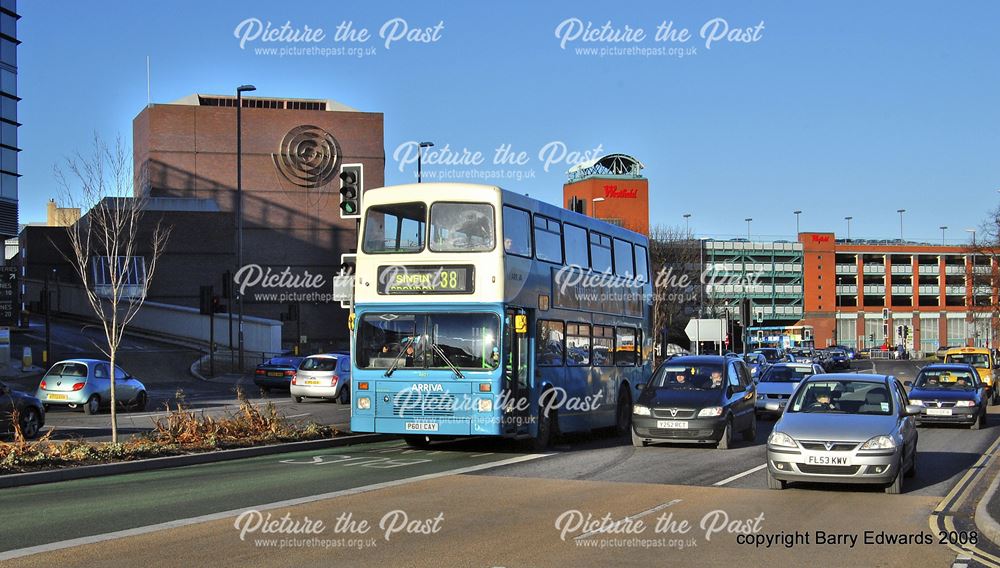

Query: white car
[290,353,352,404]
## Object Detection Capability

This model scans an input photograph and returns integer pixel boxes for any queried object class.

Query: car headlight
[954,400,975,407]
[751,367,759,375]
[698,406,723,417]
[908,399,923,406]
[477,398,493,412]
[860,435,896,450]
[768,431,796,448]
[633,404,651,416]
[357,397,371,410]
[757,394,765,400]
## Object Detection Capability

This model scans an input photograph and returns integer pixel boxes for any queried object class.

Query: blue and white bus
[349,183,653,448]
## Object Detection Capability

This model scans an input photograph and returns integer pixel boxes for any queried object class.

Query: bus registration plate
[405,422,439,432]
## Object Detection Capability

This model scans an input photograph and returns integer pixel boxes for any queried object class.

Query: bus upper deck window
[430,202,495,252]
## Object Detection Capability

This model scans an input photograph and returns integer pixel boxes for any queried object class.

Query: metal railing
[196,349,294,378]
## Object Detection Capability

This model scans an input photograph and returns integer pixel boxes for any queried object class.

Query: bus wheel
[403,435,431,448]
[531,408,557,451]
[615,389,632,437]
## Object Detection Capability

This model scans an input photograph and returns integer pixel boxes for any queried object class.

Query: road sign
[685,318,725,342]
[0,266,17,326]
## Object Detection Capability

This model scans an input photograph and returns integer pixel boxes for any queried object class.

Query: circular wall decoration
[271,125,341,188]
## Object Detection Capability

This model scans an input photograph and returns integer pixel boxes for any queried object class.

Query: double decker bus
[349,183,653,448]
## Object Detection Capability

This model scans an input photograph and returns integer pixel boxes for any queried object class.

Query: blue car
[905,364,988,429]
[743,353,769,382]
[253,356,305,391]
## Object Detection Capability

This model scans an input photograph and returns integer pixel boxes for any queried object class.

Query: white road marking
[0,452,550,561]
[713,463,767,486]
[283,413,311,418]
[575,499,683,540]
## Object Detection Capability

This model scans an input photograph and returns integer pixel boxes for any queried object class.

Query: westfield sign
[603,184,639,199]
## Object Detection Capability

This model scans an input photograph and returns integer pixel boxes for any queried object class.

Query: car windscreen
[913,369,979,390]
[45,362,88,377]
[300,357,338,372]
[648,363,725,390]
[755,350,782,362]
[743,355,762,364]
[946,353,989,369]
[761,366,814,383]
[788,380,892,415]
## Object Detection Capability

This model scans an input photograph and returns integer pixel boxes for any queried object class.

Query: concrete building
[20,93,384,351]
[699,232,999,354]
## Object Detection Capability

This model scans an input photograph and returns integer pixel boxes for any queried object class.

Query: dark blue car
[905,364,988,429]
[253,356,305,391]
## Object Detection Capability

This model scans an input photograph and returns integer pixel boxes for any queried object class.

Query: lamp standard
[793,210,802,235]
[417,141,434,182]
[235,84,256,372]
[844,216,853,240]
[897,209,906,240]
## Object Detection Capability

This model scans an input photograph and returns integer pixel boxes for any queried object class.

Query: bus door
[504,308,530,435]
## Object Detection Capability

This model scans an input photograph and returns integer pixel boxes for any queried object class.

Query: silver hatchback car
[765,374,920,494]
[290,353,351,404]
[35,359,148,415]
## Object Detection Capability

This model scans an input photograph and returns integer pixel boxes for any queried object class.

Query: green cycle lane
[0,440,539,554]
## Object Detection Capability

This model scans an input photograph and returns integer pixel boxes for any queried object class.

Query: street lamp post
[897,209,906,241]
[793,210,802,235]
[683,213,691,236]
[592,197,605,218]
[940,225,948,245]
[417,141,434,182]
[235,84,256,373]
[845,216,853,240]
[966,228,977,247]
[745,218,752,241]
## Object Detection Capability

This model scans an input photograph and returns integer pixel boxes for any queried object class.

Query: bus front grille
[386,392,458,417]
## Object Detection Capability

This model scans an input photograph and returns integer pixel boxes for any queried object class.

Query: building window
[0,37,14,67]
[0,69,14,97]
[91,256,148,299]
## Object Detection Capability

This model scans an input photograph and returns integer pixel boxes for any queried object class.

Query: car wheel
[766,468,785,490]
[717,417,733,450]
[403,435,431,448]
[83,395,100,415]
[293,396,304,404]
[132,390,148,412]
[338,385,350,405]
[884,460,904,494]
[631,428,647,448]
[19,407,41,439]
[614,389,631,437]
[42,404,50,411]
[260,386,271,394]
[742,414,757,442]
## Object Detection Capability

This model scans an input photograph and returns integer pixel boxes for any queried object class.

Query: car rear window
[46,362,88,377]
[300,357,338,372]
[268,357,300,366]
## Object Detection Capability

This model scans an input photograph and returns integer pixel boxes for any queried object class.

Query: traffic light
[339,164,362,218]
[199,285,213,315]
[896,325,903,338]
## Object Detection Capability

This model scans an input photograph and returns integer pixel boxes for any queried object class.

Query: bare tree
[648,225,704,363]
[970,204,1000,345]
[54,134,170,443]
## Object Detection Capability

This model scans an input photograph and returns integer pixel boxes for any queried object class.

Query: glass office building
[0,0,17,243]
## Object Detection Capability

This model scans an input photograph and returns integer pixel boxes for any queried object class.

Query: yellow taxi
[943,347,997,404]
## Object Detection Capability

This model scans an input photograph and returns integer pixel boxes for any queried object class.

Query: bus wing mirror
[514,315,528,334]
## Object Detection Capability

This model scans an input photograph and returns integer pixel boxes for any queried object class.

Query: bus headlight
[357,397,371,410]
[477,398,493,412]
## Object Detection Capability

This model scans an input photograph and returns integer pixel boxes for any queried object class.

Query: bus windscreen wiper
[431,343,464,379]
[384,337,415,377]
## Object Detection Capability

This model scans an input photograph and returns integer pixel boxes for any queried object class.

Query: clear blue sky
[17,1,1000,242]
